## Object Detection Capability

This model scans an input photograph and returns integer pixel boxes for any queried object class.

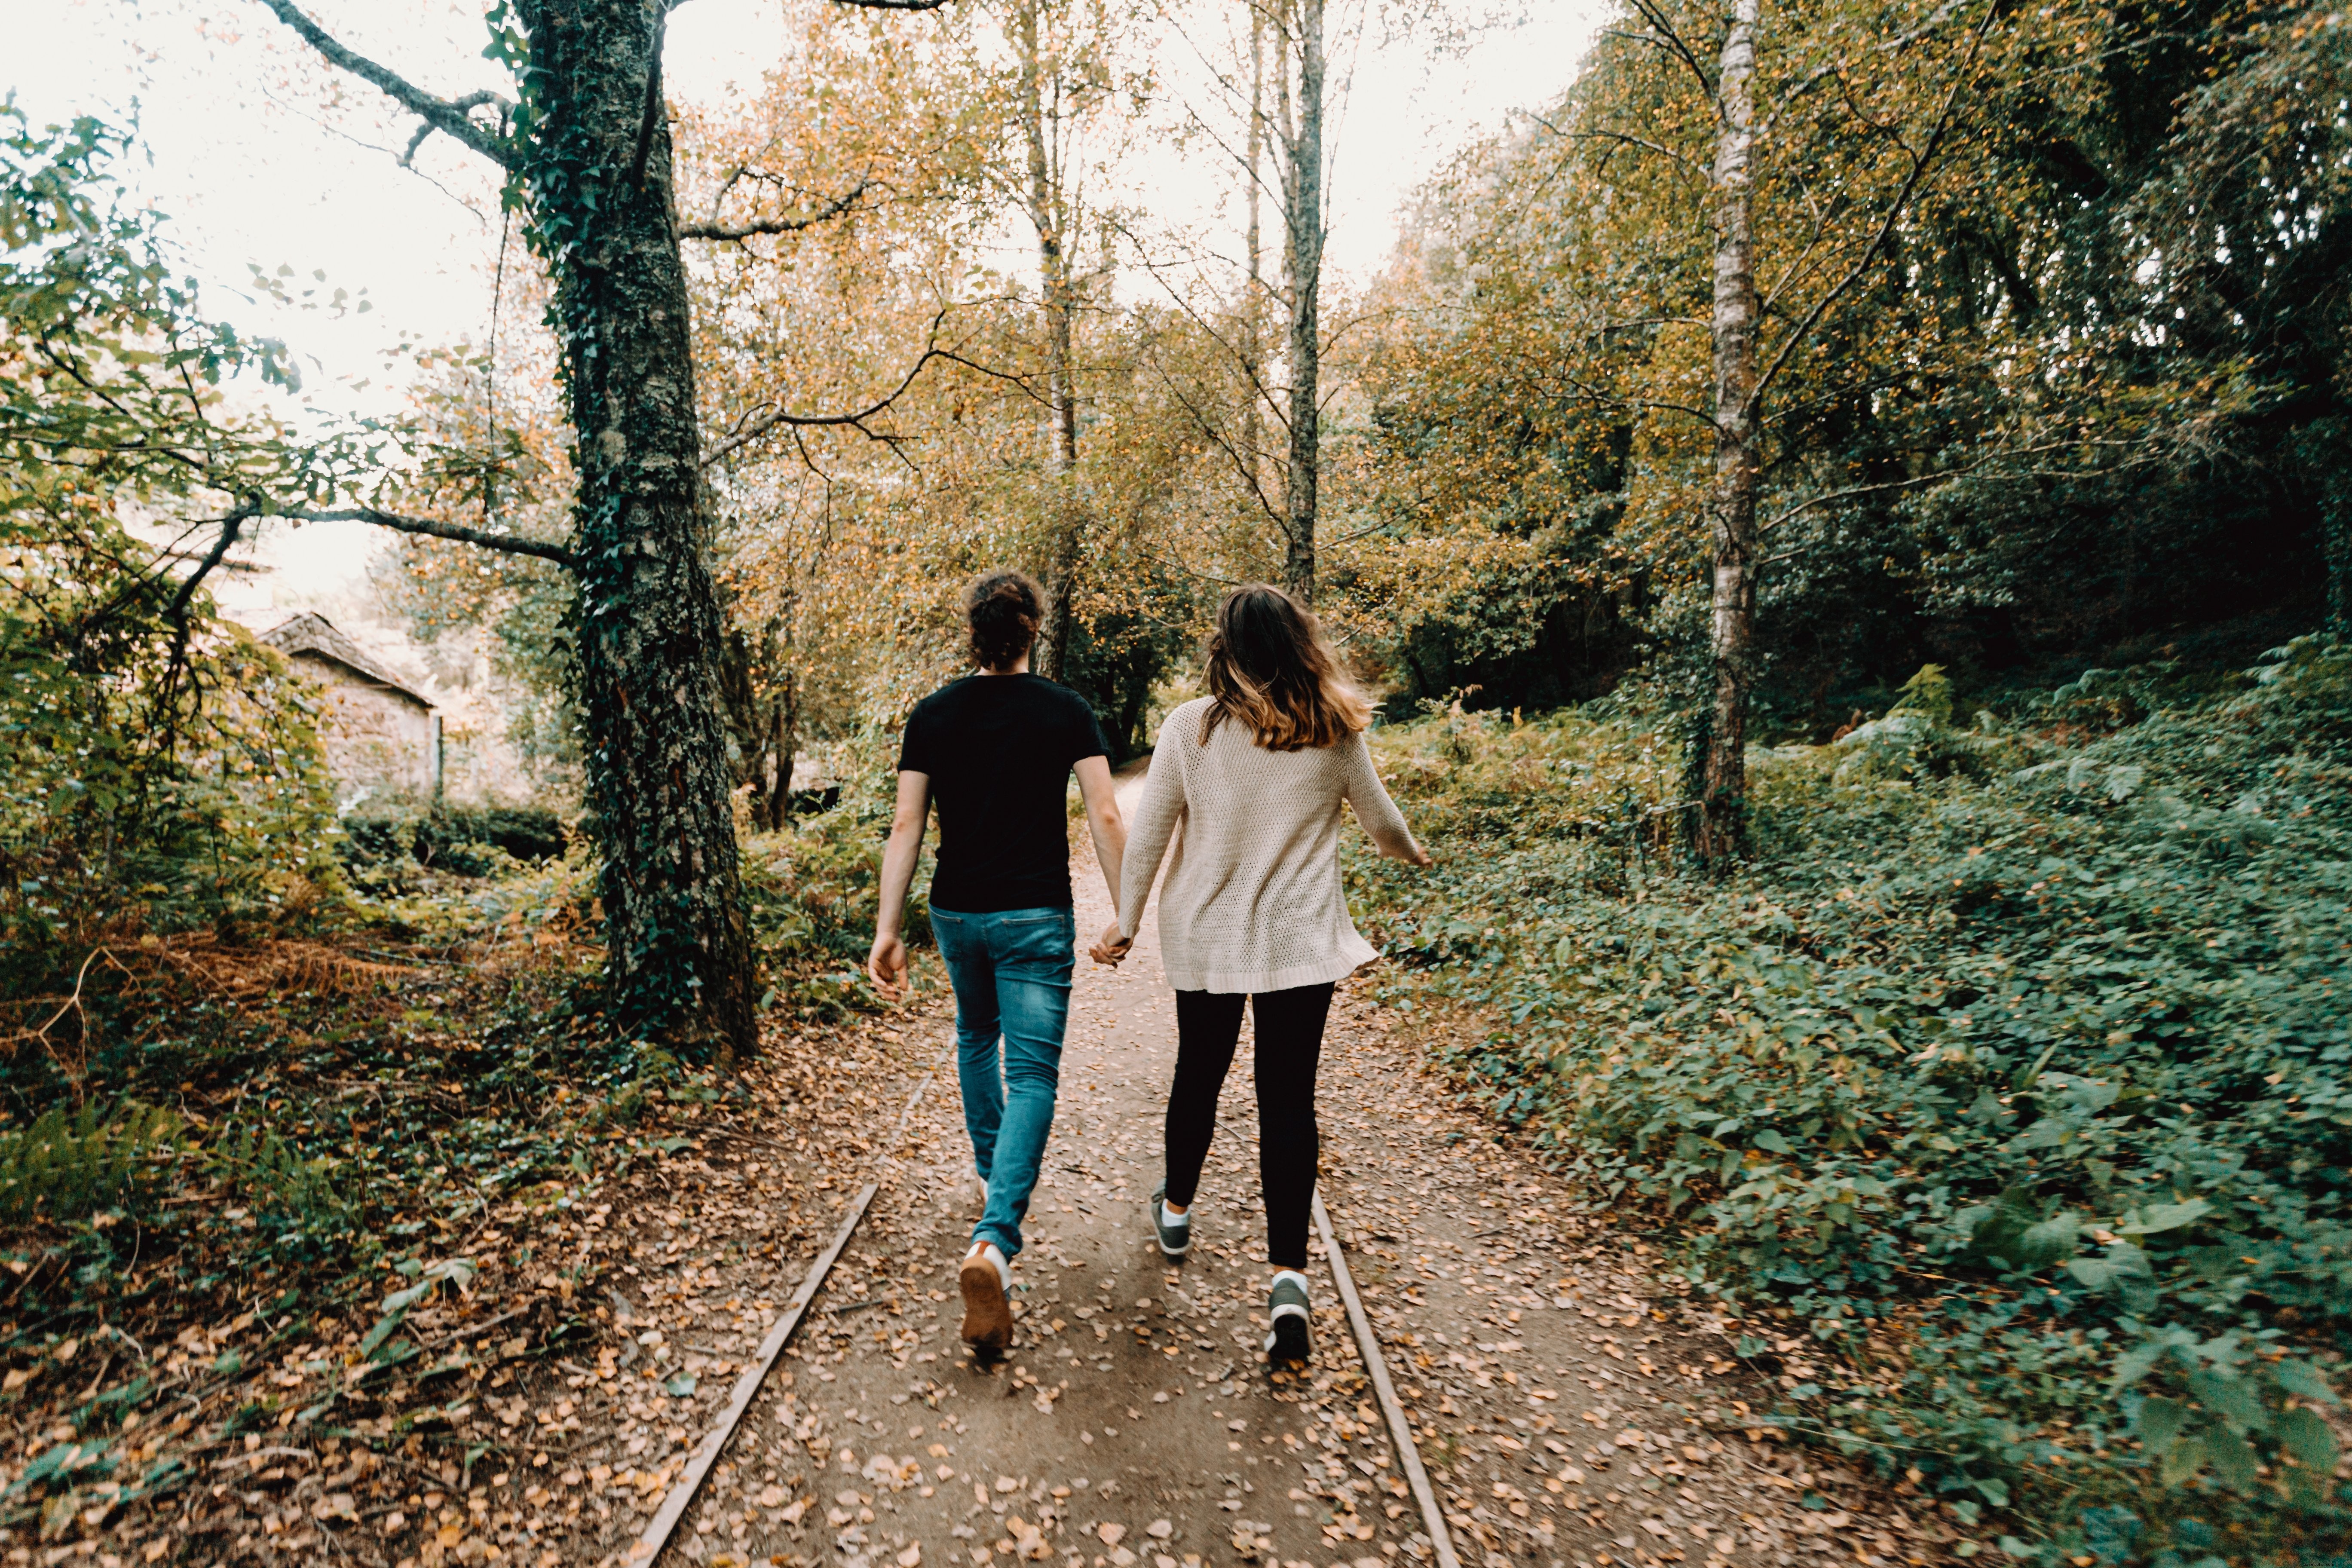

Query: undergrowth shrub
[740,811,920,1020]
[337,802,569,888]
[1,111,345,1000]
[1352,636,2352,1564]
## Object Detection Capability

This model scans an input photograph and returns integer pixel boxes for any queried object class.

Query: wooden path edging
[628,1061,943,1564]
[1314,1190,1463,1568]
[626,1182,876,1564]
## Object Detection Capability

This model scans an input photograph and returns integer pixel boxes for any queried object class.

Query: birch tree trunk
[1697,0,1761,864]
[1282,0,1325,603]
[515,0,757,1054]
[1020,0,1087,681]
[1241,5,1265,505]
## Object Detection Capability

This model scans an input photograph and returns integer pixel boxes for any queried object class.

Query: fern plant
[0,1102,182,1222]
[207,1121,353,1240]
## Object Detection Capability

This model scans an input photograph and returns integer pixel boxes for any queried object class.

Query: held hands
[866,933,909,998]
[1089,921,1133,967]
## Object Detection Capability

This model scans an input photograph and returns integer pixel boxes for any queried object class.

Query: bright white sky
[12,0,1604,605]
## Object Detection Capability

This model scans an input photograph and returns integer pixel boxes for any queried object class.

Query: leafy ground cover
[0,799,923,1559]
[1350,640,2352,1565]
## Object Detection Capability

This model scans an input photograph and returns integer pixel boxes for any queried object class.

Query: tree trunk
[1697,0,1761,865]
[720,620,795,833]
[1282,0,1325,603]
[1240,5,1265,508]
[771,669,798,832]
[516,0,756,1056]
[1020,0,1087,682]
[2331,505,2352,636]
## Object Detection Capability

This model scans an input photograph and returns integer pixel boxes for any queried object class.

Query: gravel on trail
[497,829,1951,1568]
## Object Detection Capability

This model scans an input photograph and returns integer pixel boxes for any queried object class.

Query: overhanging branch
[255,0,517,171]
[283,507,576,568]
[1750,1,1998,412]
[681,179,872,242]
[701,310,1041,470]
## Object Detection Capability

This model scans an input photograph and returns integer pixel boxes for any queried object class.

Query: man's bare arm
[867,771,931,994]
[1074,756,1130,964]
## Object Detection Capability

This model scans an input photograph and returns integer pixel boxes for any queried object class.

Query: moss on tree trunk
[515,0,756,1057]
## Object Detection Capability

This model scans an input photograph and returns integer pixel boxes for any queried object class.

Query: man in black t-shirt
[868,570,1127,1356]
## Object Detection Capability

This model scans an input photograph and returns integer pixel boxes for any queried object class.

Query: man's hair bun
[965,569,1044,671]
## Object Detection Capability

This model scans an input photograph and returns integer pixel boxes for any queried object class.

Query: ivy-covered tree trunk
[1696,0,1761,866]
[513,0,756,1056]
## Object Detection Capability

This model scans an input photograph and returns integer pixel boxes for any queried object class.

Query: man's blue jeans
[929,905,1075,1260]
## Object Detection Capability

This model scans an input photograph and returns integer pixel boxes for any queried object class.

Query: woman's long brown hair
[1199,584,1371,750]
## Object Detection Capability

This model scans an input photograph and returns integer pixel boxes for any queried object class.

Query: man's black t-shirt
[898,674,1112,914]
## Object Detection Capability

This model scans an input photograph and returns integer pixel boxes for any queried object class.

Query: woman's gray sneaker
[1150,1182,1191,1260]
[1264,1272,1311,1365]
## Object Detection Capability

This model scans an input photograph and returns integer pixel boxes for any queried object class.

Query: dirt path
[512,805,1948,1568]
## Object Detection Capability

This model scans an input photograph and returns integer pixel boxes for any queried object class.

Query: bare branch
[1751,3,1996,412]
[700,311,1036,470]
[155,498,261,744]
[1756,441,2093,541]
[827,0,955,9]
[1106,215,1293,439]
[681,179,873,242]
[163,501,257,643]
[1139,341,1287,531]
[281,507,576,568]
[1528,111,1705,181]
[1617,1,1718,102]
[254,0,517,170]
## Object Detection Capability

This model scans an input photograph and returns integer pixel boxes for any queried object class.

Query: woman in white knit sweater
[1094,584,1430,1366]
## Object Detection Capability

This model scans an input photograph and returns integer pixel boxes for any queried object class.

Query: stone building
[262,612,438,803]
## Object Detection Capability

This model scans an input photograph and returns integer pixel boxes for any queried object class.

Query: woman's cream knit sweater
[1117,697,1417,994]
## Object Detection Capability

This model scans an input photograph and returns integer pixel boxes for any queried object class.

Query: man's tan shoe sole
[959,1253,1013,1356]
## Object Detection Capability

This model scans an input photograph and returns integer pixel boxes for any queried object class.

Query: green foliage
[1354,638,2352,1558]
[1354,0,2349,729]
[337,802,570,889]
[0,1103,180,1222]
[740,812,919,1020]
[207,1119,355,1246]
[1,107,347,984]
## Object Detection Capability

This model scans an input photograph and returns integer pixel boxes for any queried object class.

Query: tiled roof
[261,612,435,710]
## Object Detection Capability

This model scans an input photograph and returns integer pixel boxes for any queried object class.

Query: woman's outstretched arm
[1340,730,1433,866]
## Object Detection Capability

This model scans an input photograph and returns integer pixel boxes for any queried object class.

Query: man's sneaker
[960,1243,1014,1357]
[1264,1271,1311,1366]
[1149,1182,1191,1261]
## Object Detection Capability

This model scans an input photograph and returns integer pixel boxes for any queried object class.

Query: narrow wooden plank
[627,1050,945,1564]
[1313,1189,1463,1568]
[627,1179,877,1565]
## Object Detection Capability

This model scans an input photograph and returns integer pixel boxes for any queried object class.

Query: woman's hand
[1089,922,1133,966]
[1392,837,1435,868]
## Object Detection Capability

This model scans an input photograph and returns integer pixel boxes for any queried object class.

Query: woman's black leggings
[1164,982,1335,1270]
